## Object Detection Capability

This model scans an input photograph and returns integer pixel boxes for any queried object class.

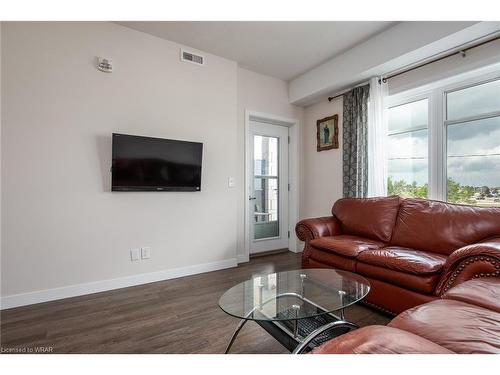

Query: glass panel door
[248,120,289,255]
[253,135,279,239]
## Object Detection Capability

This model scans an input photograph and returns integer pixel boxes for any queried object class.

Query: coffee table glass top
[219,269,370,321]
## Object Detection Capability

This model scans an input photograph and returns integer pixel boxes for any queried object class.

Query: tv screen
[112,133,203,191]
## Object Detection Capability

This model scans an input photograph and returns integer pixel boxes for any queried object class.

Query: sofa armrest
[435,237,500,295]
[441,279,500,313]
[311,325,453,354]
[295,216,342,266]
[295,216,342,243]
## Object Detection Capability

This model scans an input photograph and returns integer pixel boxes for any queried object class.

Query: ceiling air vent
[180,49,205,66]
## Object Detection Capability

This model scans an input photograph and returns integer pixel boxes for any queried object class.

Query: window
[445,79,500,207]
[253,135,279,225]
[386,71,500,207]
[387,99,429,198]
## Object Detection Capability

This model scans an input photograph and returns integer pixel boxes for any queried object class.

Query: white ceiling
[116,21,398,81]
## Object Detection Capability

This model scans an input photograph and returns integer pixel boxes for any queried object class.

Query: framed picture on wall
[316,114,339,151]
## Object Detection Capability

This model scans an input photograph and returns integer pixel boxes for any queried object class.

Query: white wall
[1,22,239,303]
[236,67,303,260]
[301,97,343,219]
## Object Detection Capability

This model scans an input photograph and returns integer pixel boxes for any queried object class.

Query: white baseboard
[0,258,237,310]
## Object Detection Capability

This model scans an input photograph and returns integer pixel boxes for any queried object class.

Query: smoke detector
[97,57,113,73]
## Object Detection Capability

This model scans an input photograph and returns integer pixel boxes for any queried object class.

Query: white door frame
[241,110,300,263]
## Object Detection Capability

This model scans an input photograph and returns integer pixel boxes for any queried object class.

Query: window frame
[386,67,500,203]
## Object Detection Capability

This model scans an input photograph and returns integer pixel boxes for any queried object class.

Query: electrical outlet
[141,247,151,259]
[130,248,140,261]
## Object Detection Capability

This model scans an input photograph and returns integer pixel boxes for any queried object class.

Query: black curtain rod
[378,34,500,84]
[328,33,500,102]
[327,92,345,102]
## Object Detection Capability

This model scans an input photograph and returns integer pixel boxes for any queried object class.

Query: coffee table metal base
[224,293,358,354]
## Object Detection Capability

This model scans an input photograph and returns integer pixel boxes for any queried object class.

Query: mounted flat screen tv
[112,133,203,191]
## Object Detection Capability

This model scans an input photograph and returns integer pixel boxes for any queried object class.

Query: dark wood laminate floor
[0,252,391,354]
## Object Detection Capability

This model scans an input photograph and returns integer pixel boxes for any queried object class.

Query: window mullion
[427,89,445,202]
[438,88,447,202]
[428,90,437,201]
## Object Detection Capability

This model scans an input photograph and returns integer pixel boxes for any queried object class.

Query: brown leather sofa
[295,197,500,314]
[312,278,500,354]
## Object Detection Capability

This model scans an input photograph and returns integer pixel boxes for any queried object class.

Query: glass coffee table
[219,269,370,354]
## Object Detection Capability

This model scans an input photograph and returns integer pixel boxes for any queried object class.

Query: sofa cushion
[356,262,440,294]
[389,299,500,354]
[308,248,357,272]
[357,247,447,275]
[309,235,385,258]
[442,279,500,313]
[311,325,453,354]
[391,198,500,255]
[332,196,401,242]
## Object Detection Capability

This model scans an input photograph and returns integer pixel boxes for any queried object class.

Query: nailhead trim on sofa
[361,300,397,316]
[443,256,500,293]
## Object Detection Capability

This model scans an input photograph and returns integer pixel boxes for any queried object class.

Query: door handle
[249,196,257,200]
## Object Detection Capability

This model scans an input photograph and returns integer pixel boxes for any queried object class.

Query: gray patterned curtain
[342,84,370,198]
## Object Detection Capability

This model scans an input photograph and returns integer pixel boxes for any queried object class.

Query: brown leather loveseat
[312,278,500,354]
[295,197,500,314]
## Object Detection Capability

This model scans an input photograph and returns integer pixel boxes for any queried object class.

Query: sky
[447,117,500,187]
